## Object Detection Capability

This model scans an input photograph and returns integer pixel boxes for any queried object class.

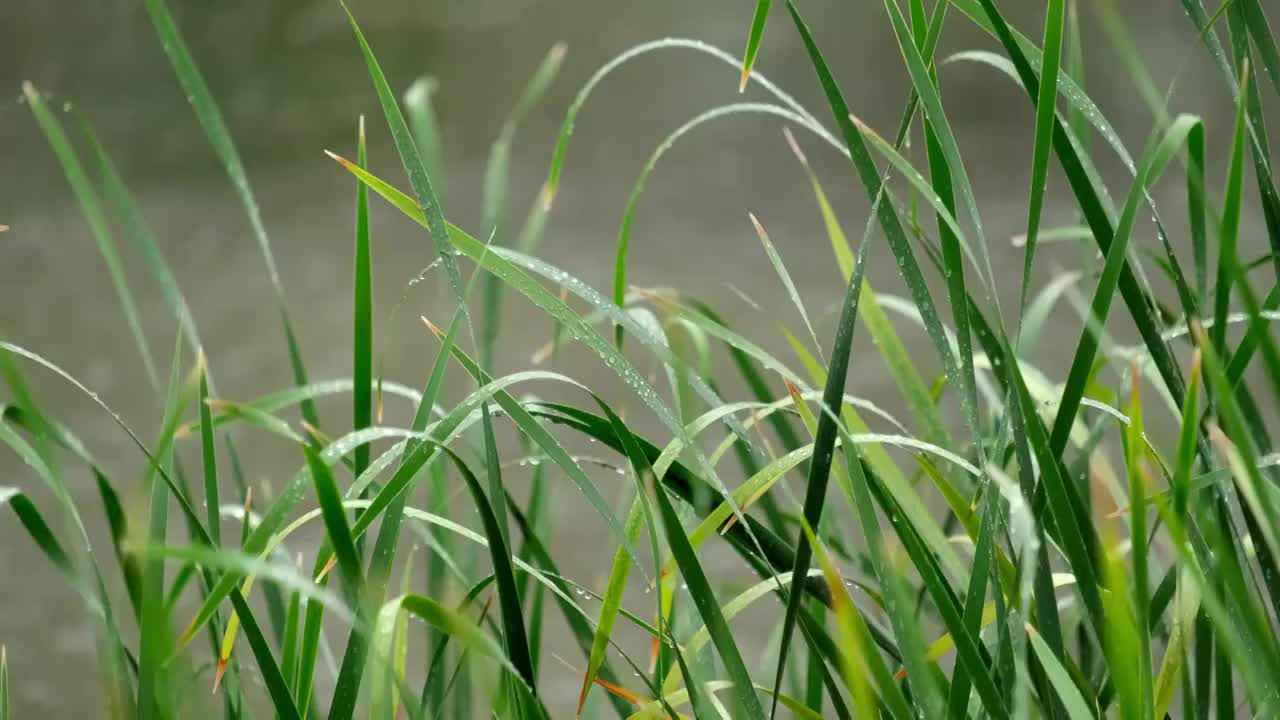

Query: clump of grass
[6,0,1280,718]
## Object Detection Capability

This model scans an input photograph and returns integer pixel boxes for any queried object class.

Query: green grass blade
[774,5,954,712]
[0,486,73,578]
[739,0,772,91]
[93,470,143,618]
[749,213,824,363]
[304,446,363,606]
[1212,61,1251,353]
[959,0,1189,412]
[649,472,765,720]
[1020,0,1066,317]
[198,359,220,547]
[1049,116,1206,459]
[440,446,537,696]
[227,587,303,720]
[353,116,373,480]
[1026,626,1095,720]
[340,2,465,310]
[305,442,366,720]
[143,0,319,430]
[23,83,158,387]
[1242,0,1280,96]
[880,0,1000,323]
[403,78,446,206]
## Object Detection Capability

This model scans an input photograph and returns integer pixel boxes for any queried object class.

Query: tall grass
[6,0,1280,717]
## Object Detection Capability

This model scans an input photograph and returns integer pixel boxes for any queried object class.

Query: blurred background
[1,0,1273,715]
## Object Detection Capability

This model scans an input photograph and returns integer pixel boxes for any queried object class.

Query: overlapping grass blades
[8,1,1280,718]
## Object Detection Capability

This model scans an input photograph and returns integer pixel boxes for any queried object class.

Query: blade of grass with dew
[142,0,319,429]
[1019,0,1065,318]
[880,0,1001,325]
[417,316,639,566]
[334,156,770,565]
[541,38,825,210]
[944,485,999,718]
[528,402,831,605]
[494,247,765,462]
[782,130,963,485]
[739,0,771,92]
[403,78,446,206]
[189,378,427,436]
[799,165,954,448]
[1004,330,1107,633]
[23,83,157,387]
[649,472,765,720]
[957,0,1190,413]
[1241,0,1280,95]
[513,446,548,679]
[576,487,646,716]
[610,101,826,347]
[1049,116,1206,459]
[340,2,465,309]
[776,8,979,706]
[1192,0,1280,288]
[915,62,988,471]
[784,0,962,403]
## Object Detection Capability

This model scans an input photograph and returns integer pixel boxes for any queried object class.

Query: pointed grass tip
[420,315,443,337]
[0,224,9,232]
[324,149,352,168]
[747,211,769,243]
[782,126,809,167]
[212,656,228,694]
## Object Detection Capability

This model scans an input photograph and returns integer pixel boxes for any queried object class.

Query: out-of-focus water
[0,0,1270,715]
